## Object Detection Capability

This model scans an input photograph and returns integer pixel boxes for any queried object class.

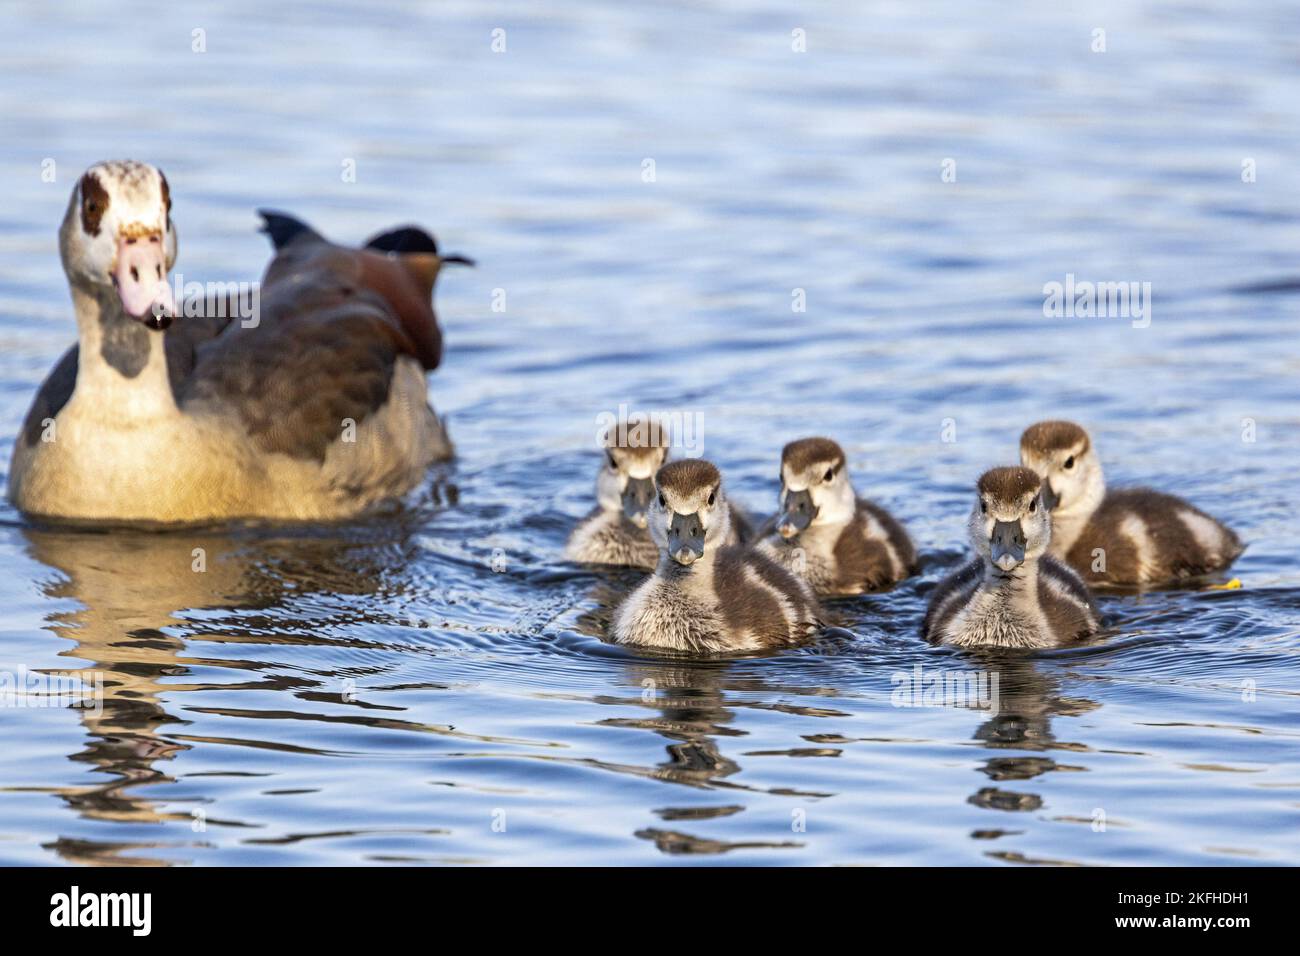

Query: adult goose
[8,160,470,524]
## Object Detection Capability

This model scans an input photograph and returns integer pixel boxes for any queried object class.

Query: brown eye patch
[80,172,110,236]
[158,170,171,215]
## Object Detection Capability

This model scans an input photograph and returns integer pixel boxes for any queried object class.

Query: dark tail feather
[365,226,439,255]
[257,210,318,250]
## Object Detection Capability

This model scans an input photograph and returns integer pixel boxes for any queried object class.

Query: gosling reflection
[957,652,1098,860]
[965,652,1097,752]
[602,658,834,856]
[21,521,407,865]
[614,660,742,789]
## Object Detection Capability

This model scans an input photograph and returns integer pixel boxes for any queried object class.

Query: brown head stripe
[977,466,1043,505]
[782,436,846,473]
[604,416,670,451]
[1020,420,1090,455]
[656,458,721,496]
[80,172,109,236]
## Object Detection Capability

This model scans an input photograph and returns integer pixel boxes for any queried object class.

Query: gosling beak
[777,488,817,539]
[439,253,476,267]
[1041,481,1061,512]
[667,511,706,566]
[112,231,174,328]
[621,476,654,529]
[990,519,1026,573]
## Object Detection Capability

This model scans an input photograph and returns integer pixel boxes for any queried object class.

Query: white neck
[68,283,178,423]
[1049,477,1105,554]
[813,479,857,528]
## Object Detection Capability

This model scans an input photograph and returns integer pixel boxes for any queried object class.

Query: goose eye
[824,468,835,482]
[980,501,987,514]
[658,493,666,508]
[708,490,716,506]
[606,452,618,469]
[1029,498,1037,514]
[1064,456,1075,470]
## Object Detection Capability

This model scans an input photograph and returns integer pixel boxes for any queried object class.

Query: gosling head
[596,415,671,529]
[970,466,1051,576]
[650,458,732,567]
[1019,420,1104,516]
[59,160,177,329]
[775,437,856,538]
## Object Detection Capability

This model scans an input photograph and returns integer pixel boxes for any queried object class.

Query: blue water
[0,0,1297,865]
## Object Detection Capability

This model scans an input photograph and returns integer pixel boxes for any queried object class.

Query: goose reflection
[19,518,416,865]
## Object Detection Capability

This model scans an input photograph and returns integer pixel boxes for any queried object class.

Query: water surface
[0,0,1297,865]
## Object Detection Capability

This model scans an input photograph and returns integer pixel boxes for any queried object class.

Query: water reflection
[19,520,417,865]
[967,652,1098,752]
[606,657,848,855]
[954,652,1097,863]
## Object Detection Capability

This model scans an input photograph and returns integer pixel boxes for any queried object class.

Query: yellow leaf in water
[1206,578,1242,590]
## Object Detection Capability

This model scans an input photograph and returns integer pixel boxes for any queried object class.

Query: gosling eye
[707,490,716,506]
[824,467,835,483]
[1064,455,1075,470]
[980,501,987,515]
[1028,498,1037,514]
[606,452,618,470]
[658,493,666,508]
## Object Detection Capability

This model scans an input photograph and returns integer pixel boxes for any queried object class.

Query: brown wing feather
[922,558,982,642]
[179,230,432,462]
[1066,488,1242,585]
[20,345,78,448]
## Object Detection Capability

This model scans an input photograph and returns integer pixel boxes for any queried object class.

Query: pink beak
[113,234,175,328]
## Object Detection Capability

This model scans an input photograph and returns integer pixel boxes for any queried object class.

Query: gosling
[1019,421,1244,587]
[565,416,671,569]
[613,459,821,653]
[759,437,916,596]
[924,466,1099,649]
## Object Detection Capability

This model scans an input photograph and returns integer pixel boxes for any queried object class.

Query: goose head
[59,160,177,329]
[596,414,671,528]
[1019,420,1105,518]
[650,459,732,567]
[775,436,856,538]
[969,466,1051,576]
